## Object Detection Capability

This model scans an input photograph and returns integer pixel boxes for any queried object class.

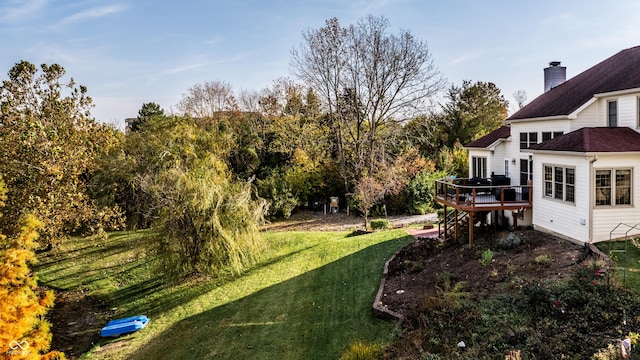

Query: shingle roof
[465,125,511,149]
[508,46,640,120]
[528,127,640,153]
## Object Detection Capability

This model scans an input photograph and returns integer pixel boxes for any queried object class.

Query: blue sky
[3,0,640,129]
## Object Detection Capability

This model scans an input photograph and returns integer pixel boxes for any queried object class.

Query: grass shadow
[114,235,414,359]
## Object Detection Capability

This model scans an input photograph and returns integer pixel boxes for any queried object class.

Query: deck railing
[435,177,532,209]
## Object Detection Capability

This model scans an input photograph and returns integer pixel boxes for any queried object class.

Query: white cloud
[450,52,482,66]
[53,4,128,28]
[161,62,213,76]
[1,0,48,22]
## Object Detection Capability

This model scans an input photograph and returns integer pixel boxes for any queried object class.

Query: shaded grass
[36,229,414,359]
[596,239,640,291]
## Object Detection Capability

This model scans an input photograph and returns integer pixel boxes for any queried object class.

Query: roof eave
[594,87,640,98]
[529,149,640,156]
[464,136,511,151]
[507,115,570,124]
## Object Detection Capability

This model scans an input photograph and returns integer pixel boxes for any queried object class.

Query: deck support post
[468,211,474,246]
[443,205,448,241]
[454,209,459,240]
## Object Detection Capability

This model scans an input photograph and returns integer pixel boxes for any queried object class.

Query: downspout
[587,155,598,243]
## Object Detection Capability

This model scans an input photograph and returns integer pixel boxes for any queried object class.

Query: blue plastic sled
[100,315,149,337]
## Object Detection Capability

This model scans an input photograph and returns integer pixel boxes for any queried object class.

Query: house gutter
[587,155,598,243]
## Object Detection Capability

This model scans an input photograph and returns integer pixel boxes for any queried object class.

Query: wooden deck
[435,178,532,211]
[435,178,532,244]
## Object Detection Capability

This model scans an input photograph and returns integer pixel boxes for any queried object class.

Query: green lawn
[596,239,640,291]
[36,229,414,359]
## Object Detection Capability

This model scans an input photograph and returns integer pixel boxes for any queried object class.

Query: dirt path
[261,210,438,232]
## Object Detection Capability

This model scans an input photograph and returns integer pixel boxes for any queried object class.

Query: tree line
[0,15,508,357]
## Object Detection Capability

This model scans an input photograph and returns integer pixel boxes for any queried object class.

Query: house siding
[468,149,491,178]
[591,94,640,129]
[491,144,507,176]
[591,154,640,242]
[572,104,598,129]
[532,153,590,242]
[506,120,571,184]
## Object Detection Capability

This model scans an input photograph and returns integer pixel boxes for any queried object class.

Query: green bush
[403,170,449,215]
[479,249,494,266]
[403,260,425,273]
[257,168,298,219]
[534,254,553,266]
[370,219,390,230]
[340,341,382,360]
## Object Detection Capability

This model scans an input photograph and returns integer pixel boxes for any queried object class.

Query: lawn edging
[372,247,405,324]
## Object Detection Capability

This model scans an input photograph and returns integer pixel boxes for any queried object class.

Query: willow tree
[290,16,445,191]
[131,117,268,279]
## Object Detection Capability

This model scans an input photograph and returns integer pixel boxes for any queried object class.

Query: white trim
[464,136,511,151]
[529,150,640,156]
[568,97,597,119]
[507,115,569,123]
[594,87,640,98]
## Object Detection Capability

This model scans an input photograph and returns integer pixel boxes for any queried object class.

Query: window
[637,97,640,128]
[544,166,553,197]
[595,169,632,206]
[543,164,575,203]
[542,131,565,141]
[554,167,563,200]
[608,100,617,127]
[504,160,510,177]
[471,156,487,178]
[520,159,532,186]
[519,132,538,149]
[566,168,575,202]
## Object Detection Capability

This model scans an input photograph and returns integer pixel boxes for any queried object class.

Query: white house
[445,46,640,244]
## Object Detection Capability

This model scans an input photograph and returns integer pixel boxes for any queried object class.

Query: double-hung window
[542,131,564,141]
[519,132,538,149]
[543,165,575,203]
[608,100,618,127]
[637,97,640,128]
[595,169,632,206]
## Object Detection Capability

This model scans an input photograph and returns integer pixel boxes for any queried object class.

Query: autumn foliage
[0,179,63,359]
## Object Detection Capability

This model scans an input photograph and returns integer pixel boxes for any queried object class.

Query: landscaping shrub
[496,232,523,249]
[479,249,494,266]
[403,259,425,273]
[534,254,553,266]
[387,259,640,359]
[370,219,390,230]
[340,341,382,360]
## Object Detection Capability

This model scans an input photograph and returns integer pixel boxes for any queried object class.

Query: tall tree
[177,80,237,118]
[0,179,63,360]
[130,117,268,278]
[0,61,122,246]
[291,16,445,190]
[432,80,509,149]
[129,102,165,132]
[513,89,527,111]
